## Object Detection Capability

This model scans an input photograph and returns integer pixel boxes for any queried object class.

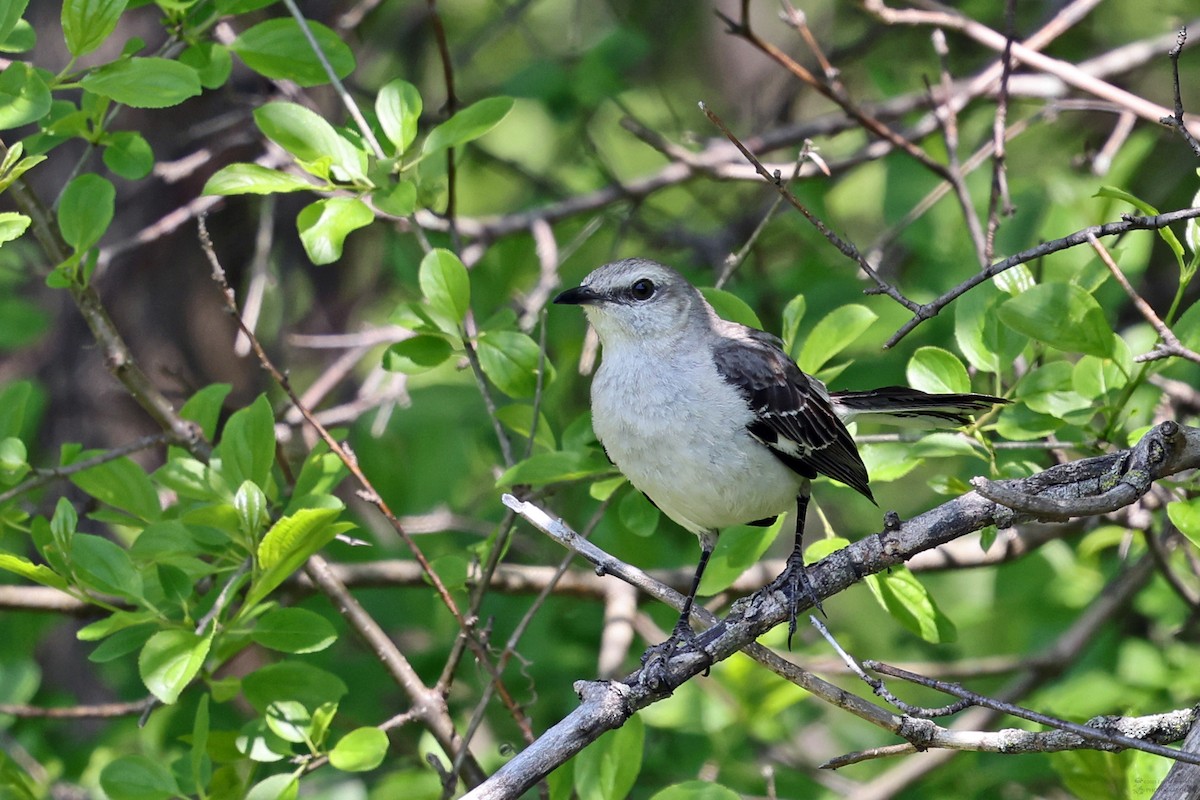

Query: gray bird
[554,258,1004,660]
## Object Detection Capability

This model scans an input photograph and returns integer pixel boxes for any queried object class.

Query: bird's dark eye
[630,278,655,300]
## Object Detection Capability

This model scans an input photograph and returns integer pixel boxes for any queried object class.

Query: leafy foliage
[0,2,1198,799]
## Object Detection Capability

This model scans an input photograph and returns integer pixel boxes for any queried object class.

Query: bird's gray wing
[711,326,874,502]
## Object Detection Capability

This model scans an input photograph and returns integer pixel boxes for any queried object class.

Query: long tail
[829,386,1006,428]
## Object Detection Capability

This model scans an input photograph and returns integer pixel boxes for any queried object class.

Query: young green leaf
[998,283,1115,358]
[101,131,153,179]
[329,727,388,772]
[138,628,213,704]
[865,567,957,643]
[99,754,179,800]
[1167,498,1200,548]
[244,506,345,610]
[698,517,784,595]
[178,41,232,90]
[477,330,550,398]
[71,534,142,600]
[382,335,454,374]
[496,449,611,488]
[781,293,806,357]
[422,96,514,154]
[70,455,161,522]
[617,489,660,537]
[906,347,970,395]
[371,179,417,217]
[179,383,232,441]
[229,18,355,87]
[699,287,762,329]
[245,773,299,800]
[62,0,128,58]
[214,394,276,491]
[648,782,741,800]
[376,79,422,154]
[251,607,337,654]
[80,58,202,108]
[241,659,348,714]
[0,0,29,44]
[0,62,49,130]
[575,714,644,800]
[418,248,471,324]
[203,163,315,196]
[798,304,878,374]
[252,102,365,183]
[297,197,374,265]
[58,173,114,252]
[0,553,68,591]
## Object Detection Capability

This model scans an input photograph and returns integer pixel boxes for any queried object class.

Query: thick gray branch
[468,422,1200,799]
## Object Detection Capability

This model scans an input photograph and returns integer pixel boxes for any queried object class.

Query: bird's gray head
[553,259,710,345]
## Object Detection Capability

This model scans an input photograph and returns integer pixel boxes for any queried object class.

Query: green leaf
[202,163,314,195]
[376,79,422,154]
[0,61,49,130]
[1167,498,1200,549]
[699,517,784,595]
[178,41,232,90]
[0,18,33,53]
[329,727,389,772]
[234,480,268,536]
[781,294,806,357]
[382,334,454,374]
[245,506,344,610]
[70,455,161,521]
[496,449,611,487]
[649,781,741,800]
[139,628,212,704]
[80,58,201,108]
[419,248,471,324]
[1096,186,1186,273]
[1016,362,1092,419]
[180,383,231,441]
[241,660,348,714]
[954,283,1026,374]
[101,130,153,179]
[288,449,347,512]
[87,623,155,663]
[575,714,643,800]
[252,607,337,653]
[99,754,179,800]
[71,534,142,599]
[798,304,878,374]
[371,179,417,216]
[252,102,365,183]
[0,436,27,481]
[865,567,956,643]
[0,0,29,44]
[477,330,550,398]
[906,346,970,395]
[0,553,68,590]
[422,96,514,154]
[617,489,660,537]
[229,18,355,87]
[494,404,556,451]
[997,283,1115,358]
[297,198,373,265]
[214,394,275,491]
[245,773,298,800]
[699,287,761,329]
[191,694,210,793]
[57,173,114,252]
[62,0,128,57]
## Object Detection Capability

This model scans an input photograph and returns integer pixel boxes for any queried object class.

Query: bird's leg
[639,534,714,689]
[670,537,713,640]
[776,491,823,648]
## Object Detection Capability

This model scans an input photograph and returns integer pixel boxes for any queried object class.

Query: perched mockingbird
[554,258,1005,657]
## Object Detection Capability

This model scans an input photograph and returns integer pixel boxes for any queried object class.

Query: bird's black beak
[553,285,601,305]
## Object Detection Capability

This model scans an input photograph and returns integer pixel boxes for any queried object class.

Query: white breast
[590,344,802,535]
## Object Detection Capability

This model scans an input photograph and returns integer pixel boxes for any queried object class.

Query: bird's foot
[638,619,709,691]
[769,554,824,649]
